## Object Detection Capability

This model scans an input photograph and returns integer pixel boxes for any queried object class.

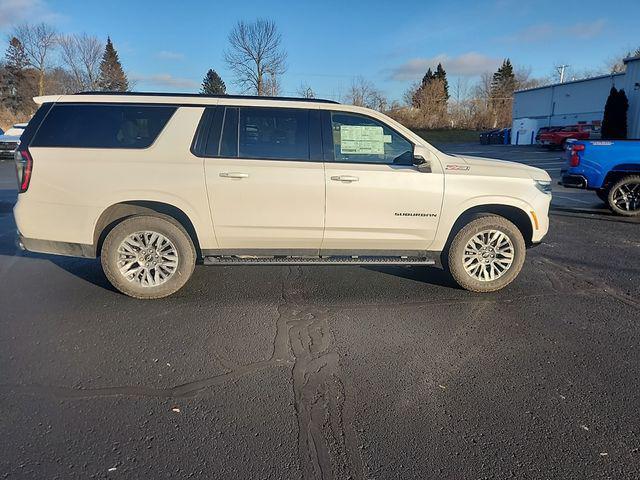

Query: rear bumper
[17,232,95,258]
[559,172,588,189]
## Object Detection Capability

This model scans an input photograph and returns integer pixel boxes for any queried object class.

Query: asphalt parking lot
[1,145,639,479]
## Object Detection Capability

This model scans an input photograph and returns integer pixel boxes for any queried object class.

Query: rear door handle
[220,172,249,179]
[330,175,359,183]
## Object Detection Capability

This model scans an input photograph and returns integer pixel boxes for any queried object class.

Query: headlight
[534,179,552,195]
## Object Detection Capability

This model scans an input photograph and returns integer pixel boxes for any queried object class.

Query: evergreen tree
[490,59,515,97]
[489,59,517,127]
[5,37,28,71]
[412,68,434,107]
[421,68,434,86]
[617,89,629,139]
[434,63,449,100]
[97,37,129,92]
[601,87,618,139]
[200,69,226,95]
[1,37,31,112]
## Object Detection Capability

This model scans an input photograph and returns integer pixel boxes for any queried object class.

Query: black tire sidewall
[101,215,196,299]
[607,176,640,217]
[447,216,526,293]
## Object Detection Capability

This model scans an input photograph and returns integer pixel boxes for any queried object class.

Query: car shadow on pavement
[363,265,460,289]
[0,224,117,294]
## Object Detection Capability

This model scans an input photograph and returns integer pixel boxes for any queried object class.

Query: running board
[203,255,436,266]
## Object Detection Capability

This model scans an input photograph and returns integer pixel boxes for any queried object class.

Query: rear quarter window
[31,104,176,149]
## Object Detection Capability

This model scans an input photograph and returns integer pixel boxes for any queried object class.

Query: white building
[511,56,640,144]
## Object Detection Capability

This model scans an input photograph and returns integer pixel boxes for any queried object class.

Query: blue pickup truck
[560,140,640,216]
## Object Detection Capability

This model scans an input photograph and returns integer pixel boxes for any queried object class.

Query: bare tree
[344,76,386,111]
[514,66,544,91]
[297,82,315,99]
[59,33,103,92]
[606,47,640,74]
[224,19,287,95]
[262,73,281,96]
[12,23,58,96]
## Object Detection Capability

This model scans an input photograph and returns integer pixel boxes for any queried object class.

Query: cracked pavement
[0,146,639,479]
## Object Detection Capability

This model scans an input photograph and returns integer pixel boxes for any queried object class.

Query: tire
[446,215,526,293]
[607,175,640,217]
[101,215,196,299]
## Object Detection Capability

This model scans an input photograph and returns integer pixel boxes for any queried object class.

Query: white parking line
[552,194,594,204]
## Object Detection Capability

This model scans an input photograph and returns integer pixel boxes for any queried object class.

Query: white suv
[14,93,551,299]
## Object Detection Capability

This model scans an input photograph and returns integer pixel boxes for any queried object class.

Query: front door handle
[330,175,359,183]
[220,172,249,179]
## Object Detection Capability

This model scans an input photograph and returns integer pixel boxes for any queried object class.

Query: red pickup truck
[539,124,600,149]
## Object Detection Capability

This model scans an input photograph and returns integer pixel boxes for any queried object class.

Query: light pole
[556,64,570,83]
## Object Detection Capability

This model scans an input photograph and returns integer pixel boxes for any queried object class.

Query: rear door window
[238,107,309,161]
[31,104,176,148]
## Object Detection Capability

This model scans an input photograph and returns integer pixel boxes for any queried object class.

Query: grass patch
[412,129,481,144]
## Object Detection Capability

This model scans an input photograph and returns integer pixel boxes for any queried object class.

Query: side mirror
[413,154,432,173]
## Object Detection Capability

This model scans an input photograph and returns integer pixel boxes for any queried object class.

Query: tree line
[0,23,129,128]
[2,18,638,132]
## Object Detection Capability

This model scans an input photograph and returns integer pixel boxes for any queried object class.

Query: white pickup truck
[0,122,27,162]
[14,93,551,298]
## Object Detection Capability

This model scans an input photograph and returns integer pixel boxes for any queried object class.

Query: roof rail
[74,91,340,104]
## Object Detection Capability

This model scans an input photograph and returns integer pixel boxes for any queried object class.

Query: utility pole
[556,64,570,83]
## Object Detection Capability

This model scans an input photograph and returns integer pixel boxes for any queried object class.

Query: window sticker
[340,125,386,155]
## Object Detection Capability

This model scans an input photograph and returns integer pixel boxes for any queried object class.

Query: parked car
[535,126,561,144]
[539,124,599,149]
[489,128,509,145]
[14,92,551,298]
[0,122,27,161]
[479,129,497,145]
[560,139,640,216]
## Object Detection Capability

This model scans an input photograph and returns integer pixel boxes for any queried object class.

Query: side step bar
[203,256,436,266]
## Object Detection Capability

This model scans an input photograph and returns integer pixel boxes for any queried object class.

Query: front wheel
[445,215,526,293]
[607,176,640,216]
[101,215,196,299]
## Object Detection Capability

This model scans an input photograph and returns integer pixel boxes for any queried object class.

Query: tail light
[570,144,585,167]
[15,149,33,193]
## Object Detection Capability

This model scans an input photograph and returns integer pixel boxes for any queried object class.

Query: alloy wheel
[463,229,515,282]
[116,230,179,287]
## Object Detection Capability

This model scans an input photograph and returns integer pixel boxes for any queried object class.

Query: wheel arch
[602,165,640,188]
[93,201,202,258]
[442,204,534,252]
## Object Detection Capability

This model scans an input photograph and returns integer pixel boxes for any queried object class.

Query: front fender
[428,194,546,251]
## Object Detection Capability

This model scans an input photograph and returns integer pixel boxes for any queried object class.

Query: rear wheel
[607,175,640,217]
[446,215,526,293]
[101,215,196,299]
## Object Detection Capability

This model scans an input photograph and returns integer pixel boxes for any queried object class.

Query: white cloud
[0,0,62,29]
[155,50,185,61]
[131,73,198,90]
[504,19,607,43]
[388,52,502,81]
[567,19,607,40]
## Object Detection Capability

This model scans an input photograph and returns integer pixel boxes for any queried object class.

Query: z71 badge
[445,164,470,171]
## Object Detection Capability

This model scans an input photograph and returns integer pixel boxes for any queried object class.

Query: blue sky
[1,0,639,101]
